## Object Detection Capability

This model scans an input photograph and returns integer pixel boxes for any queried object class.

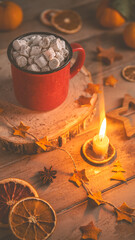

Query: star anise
[39,166,57,184]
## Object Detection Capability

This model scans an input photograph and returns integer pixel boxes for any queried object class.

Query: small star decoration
[36,136,52,151]
[80,221,102,240]
[75,95,92,107]
[88,191,105,206]
[13,121,30,138]
[96,46,123,65]
[115,202,134,223]
[69,169,89,187]
[85,83,101,95]
[104,75,118,87]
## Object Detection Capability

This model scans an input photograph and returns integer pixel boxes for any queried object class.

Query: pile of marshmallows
[11,34,69,72]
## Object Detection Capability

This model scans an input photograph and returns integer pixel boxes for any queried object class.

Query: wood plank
[1,27,135,153]
[0,1,135,239]
[0,118,134,213]
[81,30,135,77]
[1,177,135,240]
[0,0,108,49]
[0,150,25,167]
[50,178,135,240]
[0,14,134,211]
[50,179,135,240]
[77,31,135,113]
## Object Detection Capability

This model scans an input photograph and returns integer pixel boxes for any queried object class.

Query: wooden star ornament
[80,221,102,240]
[96,46,123,65]
[107,94,135,137]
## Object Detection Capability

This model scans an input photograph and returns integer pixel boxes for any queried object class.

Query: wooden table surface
[0,0,135,239]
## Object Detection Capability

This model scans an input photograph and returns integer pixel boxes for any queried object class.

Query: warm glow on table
[93,118,109,156]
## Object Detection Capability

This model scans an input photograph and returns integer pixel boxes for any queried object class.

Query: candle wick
[99,135,103,141]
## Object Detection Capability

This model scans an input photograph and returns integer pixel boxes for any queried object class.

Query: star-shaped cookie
[107,94,135,137]
[80,221,102,240]
[96,46,123,65]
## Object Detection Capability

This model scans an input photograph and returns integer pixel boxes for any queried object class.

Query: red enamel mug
[7,32,85,111]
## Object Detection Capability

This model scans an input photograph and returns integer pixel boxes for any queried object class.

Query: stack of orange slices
[40,9,82,34]
[0,178,56,240]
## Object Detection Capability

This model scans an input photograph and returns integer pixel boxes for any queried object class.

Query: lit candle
[93,118,109,156]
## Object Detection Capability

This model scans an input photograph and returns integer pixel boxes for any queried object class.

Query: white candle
[93,118,109,156]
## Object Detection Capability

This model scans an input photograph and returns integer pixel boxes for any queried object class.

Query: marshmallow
[55,52,64,63]
[27,36,36,45]
[11,34,69,73]
[27,64,40,72]
[41,65,51,72]
[50,38,62,51]
[39,37,50,48]
[30,46,42,56]
[28,56,34,65]
[12,51,19,60]
[16,56,27,68]
[32,35,42,45]
[20,45,30,57]
[13,39,27,51]
[48,35,56,42]
[43,47,55,61]
[49,58,60,70]
[61,48,69,58]
[61,40,66,49]
[34,55,47,68]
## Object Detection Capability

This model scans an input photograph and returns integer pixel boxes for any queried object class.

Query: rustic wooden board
[50,179,135,240]
[0,49,97,154]
[0,1,135,239]
[0,118,134,213]
[1,171,135,240]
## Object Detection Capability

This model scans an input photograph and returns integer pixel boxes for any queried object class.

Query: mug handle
[70,43,85,79]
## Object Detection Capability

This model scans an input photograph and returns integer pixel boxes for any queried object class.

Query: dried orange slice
[51,10,82,34]
[0,178,38,227]
[40,9,61,26]
[9,197,56,240]
[122,65,135,82]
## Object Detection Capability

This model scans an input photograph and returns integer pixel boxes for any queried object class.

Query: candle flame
[99,118,106,139]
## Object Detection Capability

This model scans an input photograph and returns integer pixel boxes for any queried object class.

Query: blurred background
[0,0,99,49]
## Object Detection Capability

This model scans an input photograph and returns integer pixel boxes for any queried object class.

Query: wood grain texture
[49,179,135,240]
[1,175,135,240]
[0,0,135,239]
[0,118,134,213]
[0,50,97,154]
